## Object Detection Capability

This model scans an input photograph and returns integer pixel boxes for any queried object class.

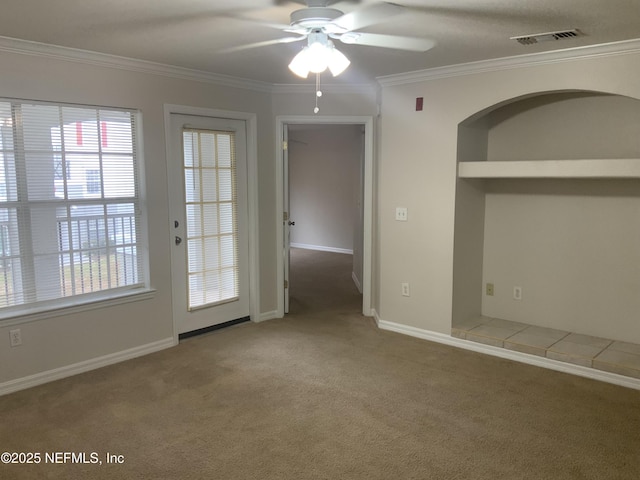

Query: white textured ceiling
[1,0,639,85]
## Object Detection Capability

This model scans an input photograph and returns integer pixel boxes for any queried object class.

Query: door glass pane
[219,203,233,234]
[183,128,238,310]
[202,204,218,236]
[218,170,232,201]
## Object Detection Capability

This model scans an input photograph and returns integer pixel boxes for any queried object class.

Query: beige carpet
[1,248,639,479]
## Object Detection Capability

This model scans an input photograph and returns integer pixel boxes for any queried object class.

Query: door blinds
[182,129,239,310]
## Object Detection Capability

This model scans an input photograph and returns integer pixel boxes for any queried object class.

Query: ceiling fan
[227,0,436,78]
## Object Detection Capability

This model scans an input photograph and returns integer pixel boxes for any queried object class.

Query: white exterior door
[168,113,250,334]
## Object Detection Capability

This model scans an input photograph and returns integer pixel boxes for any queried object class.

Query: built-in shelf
[458,159,640,179]
[453,93,640,382]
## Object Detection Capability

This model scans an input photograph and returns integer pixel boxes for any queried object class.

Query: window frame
[0,98,153,324]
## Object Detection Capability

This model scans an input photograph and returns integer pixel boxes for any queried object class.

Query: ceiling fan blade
[220,36,306,53]
[338,32,435,52]
[331,2,403,32]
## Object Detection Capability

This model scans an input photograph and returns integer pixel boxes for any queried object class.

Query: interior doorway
[288,123,364,294]
[276,115,374,318]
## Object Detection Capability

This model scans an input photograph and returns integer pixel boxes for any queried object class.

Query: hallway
[288,247,363,318]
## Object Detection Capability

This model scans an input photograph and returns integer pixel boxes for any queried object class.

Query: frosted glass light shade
[307,42,331,73]
[288,48,311,78]
[328,48,350,76]
[288,41,350,78]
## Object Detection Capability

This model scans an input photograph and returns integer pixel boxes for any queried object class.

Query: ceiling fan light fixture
[288,34,350,79]
[328,47,350,76]
[307,41,332,73]
[288,48,311,78]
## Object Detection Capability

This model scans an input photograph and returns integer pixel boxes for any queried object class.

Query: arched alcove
[452,90,640,362]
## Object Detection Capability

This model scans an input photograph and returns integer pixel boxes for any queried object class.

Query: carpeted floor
[1,248,639,479]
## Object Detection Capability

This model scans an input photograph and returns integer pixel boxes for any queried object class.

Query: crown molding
[0,34,377,94]
[4,33,637,94]
[0,35,273,93]
[377,38,640,87]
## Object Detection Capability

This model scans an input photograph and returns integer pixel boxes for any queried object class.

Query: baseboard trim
[373,309,381,327]
[0,337,175,396]
[258,310,280,322]
[352,271,362,293]
[290,243,353,255]
[373,312,640,391]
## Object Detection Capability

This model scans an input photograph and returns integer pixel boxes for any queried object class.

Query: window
[85,169,101,195]
[0,99,147,317]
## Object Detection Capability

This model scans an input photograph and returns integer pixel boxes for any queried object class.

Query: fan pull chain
[314,73,322,114]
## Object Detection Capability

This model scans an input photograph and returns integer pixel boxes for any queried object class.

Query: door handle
[288,221,295,226]
[175,236,182,245]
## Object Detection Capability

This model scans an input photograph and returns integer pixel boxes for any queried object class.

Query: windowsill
[0,288,157,327]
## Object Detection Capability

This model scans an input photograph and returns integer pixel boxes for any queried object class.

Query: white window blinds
[0,99,147,316]
[182,129,239,310]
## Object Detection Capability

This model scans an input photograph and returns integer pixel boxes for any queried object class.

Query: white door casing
[165,105,259,340]
[283,124,291,314]
[275,115,374,318]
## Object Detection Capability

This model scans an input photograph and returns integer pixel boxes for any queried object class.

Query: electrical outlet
[486,283,494,296]
[513,286,522,301]
[10,328,22,347]
[395,207,408,221]
[401,283,410,297]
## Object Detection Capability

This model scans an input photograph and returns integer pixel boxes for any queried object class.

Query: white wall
[481,179,640,342]
[486,93,640,160]
[0,48,274,387]
[271,87,378,118]
[452,124,487,327]
[288,124,362,253]
[378,47,640,338]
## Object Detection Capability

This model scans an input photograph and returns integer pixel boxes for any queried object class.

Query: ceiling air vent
[511,29,583,45]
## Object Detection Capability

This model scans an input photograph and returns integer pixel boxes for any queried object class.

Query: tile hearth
[452,316,640,380]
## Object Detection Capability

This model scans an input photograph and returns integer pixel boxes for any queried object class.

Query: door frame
[275,115,374,317]
[164,104,260,344]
